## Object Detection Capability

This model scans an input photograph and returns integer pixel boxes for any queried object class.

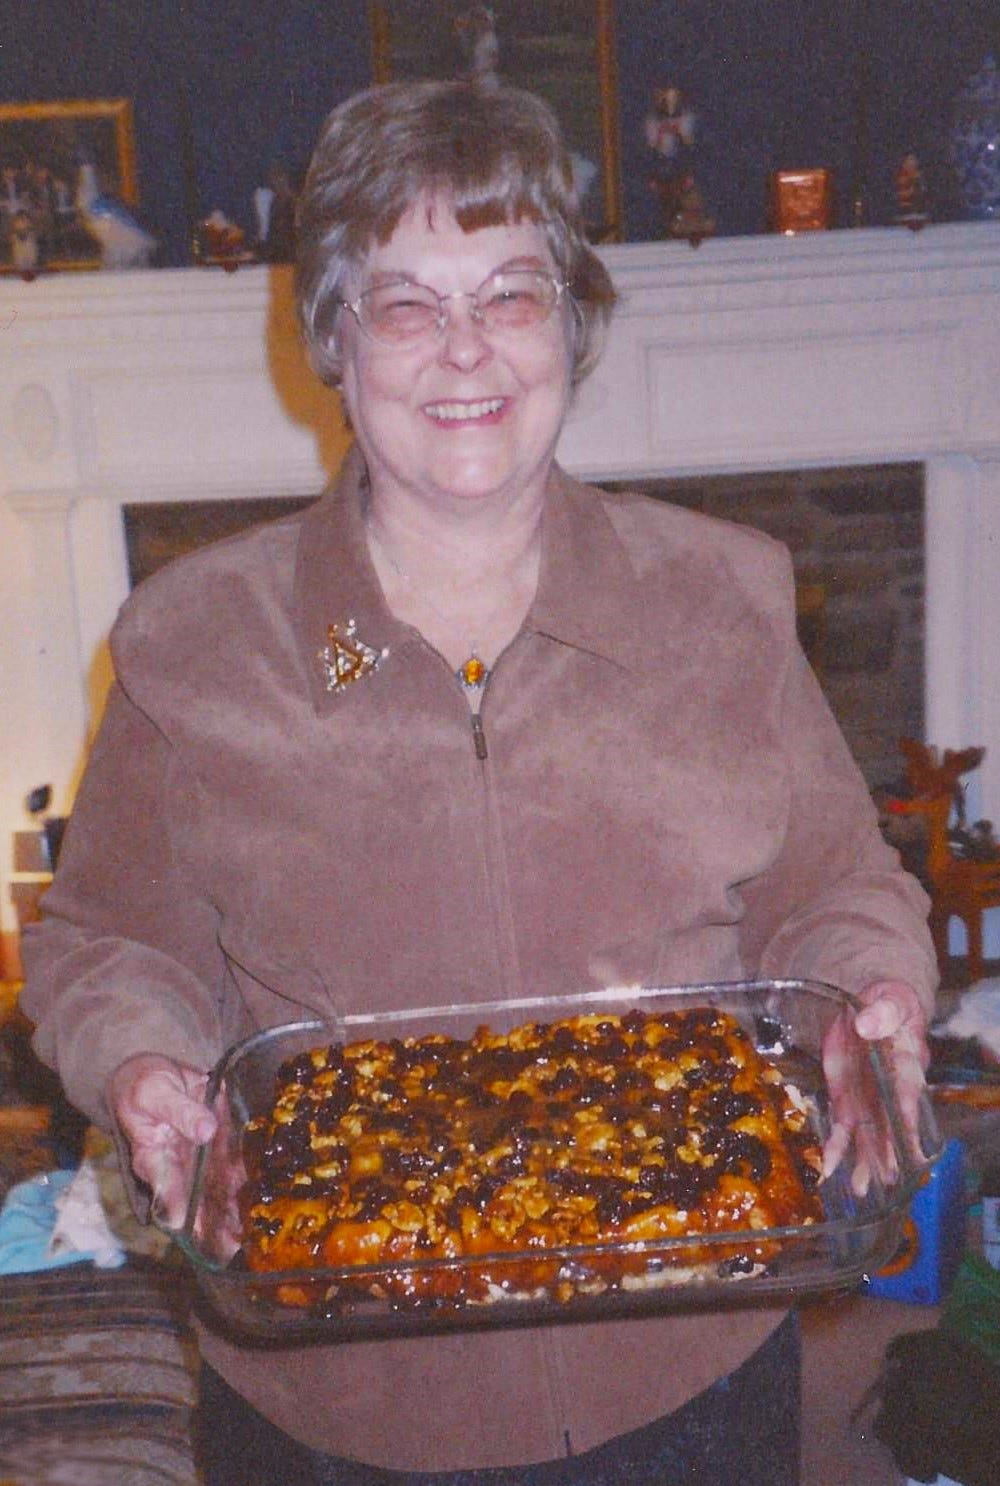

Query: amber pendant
[457,653,490,689]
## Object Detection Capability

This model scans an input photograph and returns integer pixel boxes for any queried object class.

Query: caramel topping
[242,1007,823,1308]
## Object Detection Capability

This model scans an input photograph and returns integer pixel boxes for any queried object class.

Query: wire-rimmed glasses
[338,268,568,348]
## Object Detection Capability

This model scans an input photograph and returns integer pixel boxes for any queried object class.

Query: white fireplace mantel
[3,222,1000,953]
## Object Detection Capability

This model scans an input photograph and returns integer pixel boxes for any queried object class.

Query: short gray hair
[295,80,616,387]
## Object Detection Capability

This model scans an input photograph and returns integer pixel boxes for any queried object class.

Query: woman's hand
[107,1053,230,1240]
[822,980,931,1195]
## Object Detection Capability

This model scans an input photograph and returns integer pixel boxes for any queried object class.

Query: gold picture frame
[0,98,138,272]
[370,1,622,242]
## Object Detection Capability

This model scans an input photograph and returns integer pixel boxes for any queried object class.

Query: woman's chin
[423,456,537,507]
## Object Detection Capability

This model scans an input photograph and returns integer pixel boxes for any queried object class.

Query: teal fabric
[0,1169,124,1275]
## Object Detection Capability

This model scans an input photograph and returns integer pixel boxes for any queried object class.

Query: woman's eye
[379,294,431,316]
[482,281,548,324]
[489,285,532,306]
[367,290,438,335]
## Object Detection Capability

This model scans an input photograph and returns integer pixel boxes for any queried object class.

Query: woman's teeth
[425,398,505,421]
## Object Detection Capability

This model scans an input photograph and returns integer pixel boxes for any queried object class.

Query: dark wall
[5,1,998,265]
[619,0,998,239]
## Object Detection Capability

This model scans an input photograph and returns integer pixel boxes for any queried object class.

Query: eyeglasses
[338,268,568,348]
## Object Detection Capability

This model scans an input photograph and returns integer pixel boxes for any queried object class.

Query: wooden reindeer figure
[888,739,1000,982]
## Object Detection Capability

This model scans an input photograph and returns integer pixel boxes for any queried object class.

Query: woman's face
[337,199,574,516]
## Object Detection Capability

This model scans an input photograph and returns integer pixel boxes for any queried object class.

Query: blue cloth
[196,1313,800,1485]
[0,1169,122,1274]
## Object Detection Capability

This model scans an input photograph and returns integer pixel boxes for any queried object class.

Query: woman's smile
[422,396,509,425]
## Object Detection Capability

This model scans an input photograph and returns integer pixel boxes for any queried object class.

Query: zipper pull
[471,711,488,760]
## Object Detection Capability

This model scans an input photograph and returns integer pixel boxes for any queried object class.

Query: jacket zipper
[462,669,519,1000]
[470,709,488,759]
[464,660,567,1457]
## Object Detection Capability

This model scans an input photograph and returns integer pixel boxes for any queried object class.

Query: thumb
[854,981,923,1042]
[171,1101,217,1146]
[855,998,905,1041]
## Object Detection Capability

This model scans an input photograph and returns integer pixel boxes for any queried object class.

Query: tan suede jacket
[22,451,937,1471]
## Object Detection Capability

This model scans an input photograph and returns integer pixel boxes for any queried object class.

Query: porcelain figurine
[644,85,698,237]
[9,209,39,274]
[951,53,1000,220]
[75,160,156,270]
[894,153,930,228]
[454,6,499,88]
[665,172,716,246]
[253,165,297,262]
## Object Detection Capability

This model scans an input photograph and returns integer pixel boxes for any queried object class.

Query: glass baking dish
[169,979,941,1342]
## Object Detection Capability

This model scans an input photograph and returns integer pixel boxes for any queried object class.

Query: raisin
[720,1131,771,1182]
[281,1053,318,1086]
[701,1089,761,1123]
[549,1065,578,1094]
[473,1174,505,1208]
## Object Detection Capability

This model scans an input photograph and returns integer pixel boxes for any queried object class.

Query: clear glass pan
[170,979,941,1342]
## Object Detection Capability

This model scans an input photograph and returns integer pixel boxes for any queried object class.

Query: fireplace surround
[2,222,1000,965]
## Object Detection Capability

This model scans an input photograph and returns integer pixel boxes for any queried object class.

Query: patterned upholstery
[0,1256,200,1485]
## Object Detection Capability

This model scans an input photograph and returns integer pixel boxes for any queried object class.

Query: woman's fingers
[130,1075,213,1141]
[858,981,932,1162]
[108,1054,216,1228]
[821,1119,851,1180]
[821,984,929,1192]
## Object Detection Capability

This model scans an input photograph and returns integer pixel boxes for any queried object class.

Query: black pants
[195,1311,800,1486]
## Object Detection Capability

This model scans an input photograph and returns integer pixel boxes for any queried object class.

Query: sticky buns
[241,1006,823,1309]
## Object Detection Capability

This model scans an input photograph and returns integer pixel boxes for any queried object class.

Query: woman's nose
[436,298,492,370]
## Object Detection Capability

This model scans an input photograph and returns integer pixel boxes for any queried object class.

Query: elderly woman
[22,81,935,1485]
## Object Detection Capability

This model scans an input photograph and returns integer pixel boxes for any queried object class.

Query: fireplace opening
[601,463,924,796]
[123,463,922,796]
[122,496,317,589]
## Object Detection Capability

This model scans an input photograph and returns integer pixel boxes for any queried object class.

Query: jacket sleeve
[19,680,229,1128]
[737,633,938,1015]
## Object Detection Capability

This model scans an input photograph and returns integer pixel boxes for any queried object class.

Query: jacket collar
[529,467,648,675]
[294,447,647,713]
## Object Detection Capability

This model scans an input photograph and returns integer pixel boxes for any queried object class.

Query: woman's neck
[364,480,546,677]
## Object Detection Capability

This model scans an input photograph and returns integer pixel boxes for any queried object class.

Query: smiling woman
[291,81,615,682]
[339,203,576,675]
[21,77,938,1486]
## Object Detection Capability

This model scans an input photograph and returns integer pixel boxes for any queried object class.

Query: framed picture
[370,1,622,241]
[0,98,138,272]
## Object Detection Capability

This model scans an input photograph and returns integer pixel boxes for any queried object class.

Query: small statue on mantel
[644,84,695,172]
[253,163,298,263]
[9,209,39,276]
[665,171,716,246]
[454,5,500,89]
[75,158,156,270]
[894,152,930,230]
[644,84,713,243]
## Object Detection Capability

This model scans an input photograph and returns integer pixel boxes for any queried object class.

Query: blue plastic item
[865,1139,967,1305]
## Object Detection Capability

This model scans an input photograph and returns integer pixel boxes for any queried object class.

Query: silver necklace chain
[366,519,491,689]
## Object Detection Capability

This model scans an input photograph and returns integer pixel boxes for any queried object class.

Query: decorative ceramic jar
[951,53,1000,220]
